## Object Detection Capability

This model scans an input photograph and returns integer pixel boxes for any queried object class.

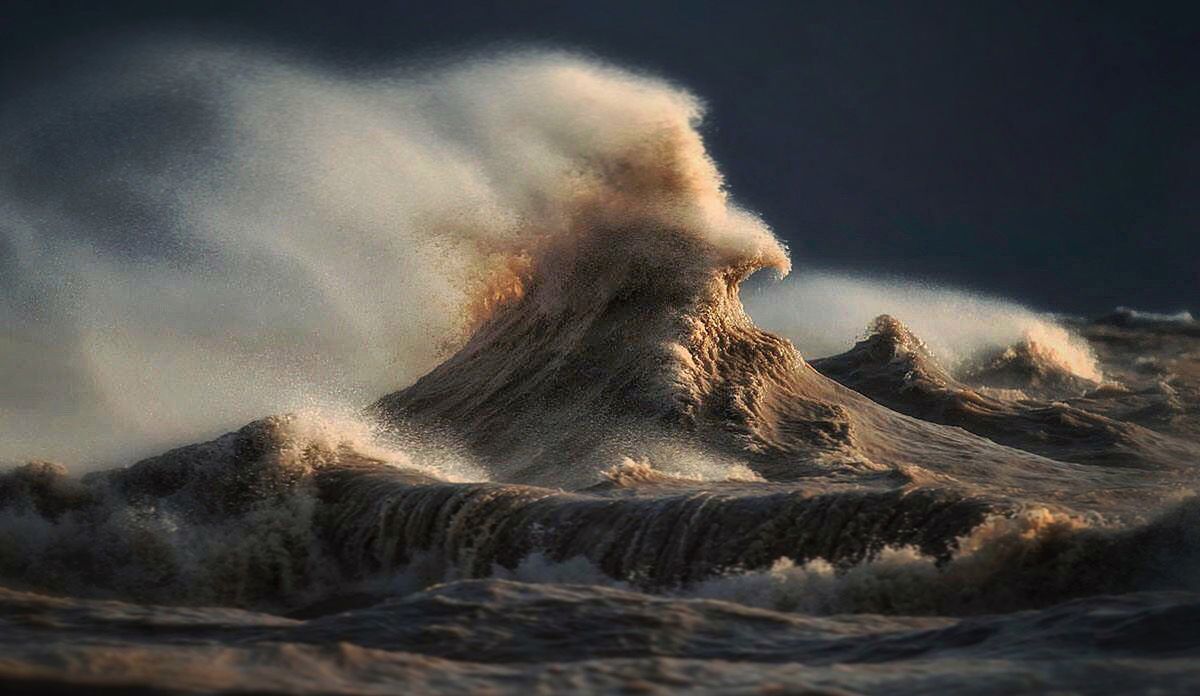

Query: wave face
[2,41,1200,695]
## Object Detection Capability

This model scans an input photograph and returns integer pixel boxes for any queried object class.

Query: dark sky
[2,0,1196,314]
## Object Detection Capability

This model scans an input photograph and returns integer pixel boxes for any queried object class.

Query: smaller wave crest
[0,411,486,609]
[1111,307,1196,325]
[688,501,1200,615]
[746,270,1102,385]
[600,455,764,487]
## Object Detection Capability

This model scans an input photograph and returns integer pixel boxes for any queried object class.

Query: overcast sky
[2,0,1196,313]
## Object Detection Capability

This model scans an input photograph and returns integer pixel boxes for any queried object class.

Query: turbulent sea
[2,44,1198,694]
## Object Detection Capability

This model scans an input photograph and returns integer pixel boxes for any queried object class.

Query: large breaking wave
[0,40,781,467]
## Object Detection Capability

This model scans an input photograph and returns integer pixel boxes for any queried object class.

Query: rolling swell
[3,414,1198,617]
[314,459,1200,615]
[0,416,996,608]
[315,461,995,591]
